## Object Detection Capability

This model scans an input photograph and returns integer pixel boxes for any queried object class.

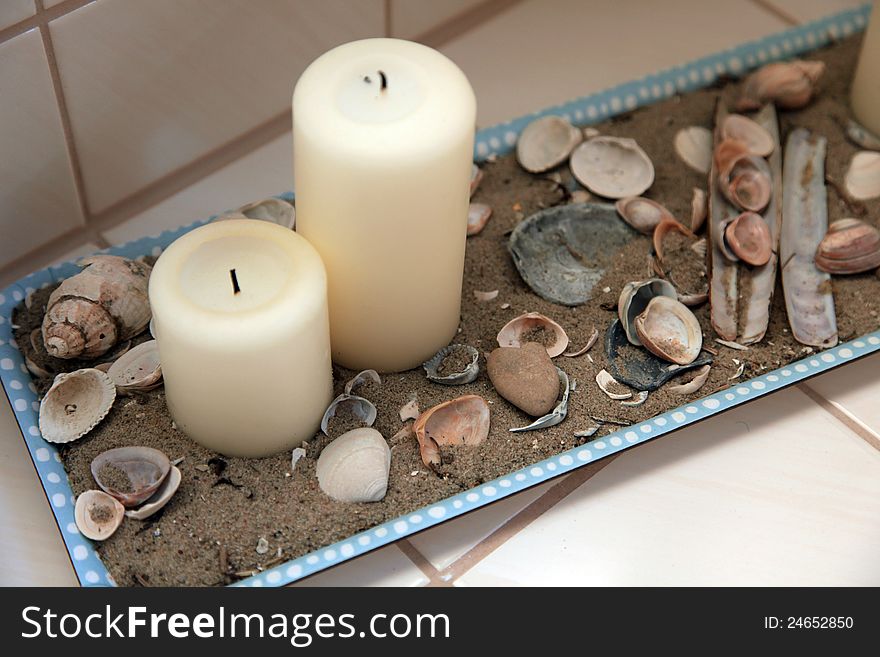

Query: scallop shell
[736,60,825,111]
[107,339,161,393]
[720,114,775,157]
[634,296,703,365]
[615,197,676,234]
[74,490,125,541]
[844,151,880,201]
[570,136,654,198]
[423,344,480,385]
[714,138,771,212]
[723,212,772,266]
[617,279,678,346]
[674,126,713,174]
[516,115,583,173]
[125,465,181,520]
[320,394,377,436]
[91,446,171,507]
[815,218,880,274]
[42,255,152,360]
[497,312,569,357]
[316,428,390,503]
[39,368,116,444]
[467,203,493,236]
[217,197,295,229]
[413,395,490,467]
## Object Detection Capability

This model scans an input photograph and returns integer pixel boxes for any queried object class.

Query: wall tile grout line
[383,0,392,37]
[797,383,880,452]
[0,0,92,46]
[745,0,801,27]
[395,539,445,583]
[413,0,524,49]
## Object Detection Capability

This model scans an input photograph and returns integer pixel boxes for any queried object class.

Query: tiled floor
[1,0,877,586]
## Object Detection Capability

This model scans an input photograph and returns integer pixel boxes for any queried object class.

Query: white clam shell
[615,197,675,234]
[320,394,377,436]
[617,279,678,346]
[125,465,181,520]
[39,368,116,444]
[496,312,569,357]
[634,296,703,365]
[75,489,125,541]
[316,428,391,503]
[844,151,880,201]
[516,115,583,173]
[107,339,162,393]
[570,136,654,199]
[596,369,632,400]
[674,126,713,174]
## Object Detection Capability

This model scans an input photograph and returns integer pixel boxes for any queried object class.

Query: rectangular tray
[1,3,875,587]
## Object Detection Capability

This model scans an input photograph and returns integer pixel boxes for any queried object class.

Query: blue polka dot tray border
[1,4,877,587]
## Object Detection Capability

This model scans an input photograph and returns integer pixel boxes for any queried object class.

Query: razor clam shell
[320,394,378,436]
[781,128,838,348]
[423,344,480,385]
[845,119,880,151]
[509,368,570,433]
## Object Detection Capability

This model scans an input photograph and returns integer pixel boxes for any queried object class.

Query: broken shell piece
[666,364,711,395]
[474,289,499,302]
[570,137,654,199]
[722,212,772,266]
[26,354,54,379]
[290,447,307,472]
[674,126,713,174]
[583,127,601,139]
[497,312,569,357]
[467,203,493,236]
[563,327,599,357]
[596,369,632,400]
[470,164,483,197]
[736,60,825,111]
[423,344,480,385]
[815,218,880,274]
[74,490,125,541]
[398,399,420,423]
[91,446,171,507]
[634,296,703,365]
[107,339,162,394]
[39,368,116,444]
[516,115,583,173]
[617,279,678,346]
[125,465,181,520]
[844,151,880,201]
[413,395,490,467]
[217,197,295,229]
[690,188,708,233]
[316,428,390,503]
[845,119,880,151]
[343,369,381,396]
[615,197,677,235]
[509,368,570,433]
[720,114,775,157]
[714,138,772,212]
[621,390,649,406]
[320,394,377,436]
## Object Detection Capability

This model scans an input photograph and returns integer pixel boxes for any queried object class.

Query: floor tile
[103,133,293,245]
[759,0,867,24]
[456,388,880,586]
[804,351,880,439]
[391,0,482,39]
[441,0,788,126]
[291,545,428,587]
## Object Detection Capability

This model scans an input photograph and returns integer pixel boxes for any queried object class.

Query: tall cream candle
[852,2,880,136]
[293,38,476,373]
[149,219,333,457]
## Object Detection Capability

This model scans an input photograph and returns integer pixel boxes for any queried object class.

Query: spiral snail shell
[41,255,152,360]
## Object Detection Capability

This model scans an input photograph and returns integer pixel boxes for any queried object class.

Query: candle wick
[378,70,387,91]
[230,269,241,295]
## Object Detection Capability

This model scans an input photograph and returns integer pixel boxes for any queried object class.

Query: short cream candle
[852,2,880,135]
[293,38,477,372]
[149,219,333,457]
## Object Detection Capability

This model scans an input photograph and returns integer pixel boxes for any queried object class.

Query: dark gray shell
[508,203,637,306]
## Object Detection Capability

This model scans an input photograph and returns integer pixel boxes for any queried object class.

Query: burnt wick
[378,70,387,91]
[230,268,241,295]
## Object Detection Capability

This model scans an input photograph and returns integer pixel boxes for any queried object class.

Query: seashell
[617,279,677,346]
[722,212,772,266]
[720,114,775,157]
[74,490,125,541]
[125,465,181,520]
[413,395,490,467]
[690,187,708,233]
[815,218,880,274]
[570,136,654,199]
[509,202,637,305]
[423,344,480,385]
[107,340,162,394]
[563,327,599,357]
[42,255,151,360]
[666,364,711,395]
[470,164,483,197]
[674,126,713,174]
[509,368,570,433]
[474,289,499,302]
[714,138,771,212]
[316,428,390,503]
[736,60,825,111]
[217,197,295,230]
[634,296,703,365]
[399,399,420,423]
[467,203,493,236]
[290,447,307,472]
[845,119,880,151]
[497,312,569,357]
[583,127,601,139]
[596,369,632,400]
[91,446,171,507]
[39,368,116,444]
[516,115,583,173]
[26,355,54,379]
[615,197,677,235]
[343,369,381,396]
[320,394,377,436]
[621,390,649,406]
[844,151,880,201]
[570,189,592,204]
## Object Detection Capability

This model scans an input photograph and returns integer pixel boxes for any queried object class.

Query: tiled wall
[0,0,500,285]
